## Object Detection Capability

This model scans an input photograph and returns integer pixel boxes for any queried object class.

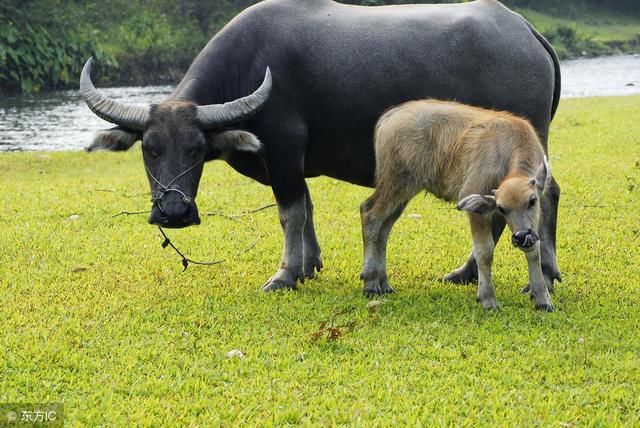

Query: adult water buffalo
[81,0,562,293]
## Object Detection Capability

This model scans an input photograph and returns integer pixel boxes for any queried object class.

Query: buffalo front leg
[262,197,306,291]
[521,177,561,294]
[539,177,562,291]
[261,141,308,292]
[302,183,323,279]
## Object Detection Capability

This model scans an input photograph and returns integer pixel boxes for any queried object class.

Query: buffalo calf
[360,100,555,311]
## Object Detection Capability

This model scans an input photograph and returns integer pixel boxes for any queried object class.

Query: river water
[1,54,639,152]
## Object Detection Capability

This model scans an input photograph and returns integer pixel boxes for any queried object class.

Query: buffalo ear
[86,126,140,152]
[206,130,263,154]
[457,194,496,215]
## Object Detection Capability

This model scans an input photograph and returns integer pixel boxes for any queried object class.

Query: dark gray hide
[83,0,562,292]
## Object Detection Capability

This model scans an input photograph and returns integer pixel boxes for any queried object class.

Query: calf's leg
[360,193,408,296]
[469,214,499,310]
[444,215,505,284]
[374,201,408,294]
[525,243,555,311]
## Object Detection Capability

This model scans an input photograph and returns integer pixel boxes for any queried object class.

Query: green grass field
[1,95,639,425]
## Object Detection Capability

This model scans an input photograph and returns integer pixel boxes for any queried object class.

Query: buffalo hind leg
[444,215,505,284]
[302,183,323,279]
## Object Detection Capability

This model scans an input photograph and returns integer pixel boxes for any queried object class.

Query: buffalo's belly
[304,136,376,188]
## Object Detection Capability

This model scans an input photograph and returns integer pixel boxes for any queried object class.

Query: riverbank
[3,53,639,152]
[1,95,639,424]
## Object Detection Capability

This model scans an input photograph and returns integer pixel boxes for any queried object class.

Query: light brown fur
[360,99,554,311]
[372,100,543,204]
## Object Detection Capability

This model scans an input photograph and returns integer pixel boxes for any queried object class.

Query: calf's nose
[511,229,539,249]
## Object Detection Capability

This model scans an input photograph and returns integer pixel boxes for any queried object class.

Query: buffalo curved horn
[80,57,150,131]
[196,67,272,129]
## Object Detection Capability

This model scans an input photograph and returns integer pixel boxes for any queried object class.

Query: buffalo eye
[528,196,537,208]
[142,137,161,158]
[143,145,160,158]
[186,143,206,158]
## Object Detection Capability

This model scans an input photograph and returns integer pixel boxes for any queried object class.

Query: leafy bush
[0,3,116,93]
[543,24,608,58]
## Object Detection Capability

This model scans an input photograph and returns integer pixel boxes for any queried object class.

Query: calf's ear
[533,155,552,191]
[457,194,496,214]
[86,126,140,152]
[206,130,263,155]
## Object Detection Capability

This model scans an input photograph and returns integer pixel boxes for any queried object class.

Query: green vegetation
[515,7,640,59]
[1,0,639,92]
[1,96,639,424]
[0,0,254,92]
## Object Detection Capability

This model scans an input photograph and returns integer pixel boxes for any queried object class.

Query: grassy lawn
[1,95,639,425]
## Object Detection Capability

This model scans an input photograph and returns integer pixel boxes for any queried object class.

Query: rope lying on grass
[113,203,276,271]
[158,226,225,271]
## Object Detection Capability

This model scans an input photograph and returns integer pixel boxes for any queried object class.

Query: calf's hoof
[362,279,395,297]
[483,301,501,311]
[477,295,500,310]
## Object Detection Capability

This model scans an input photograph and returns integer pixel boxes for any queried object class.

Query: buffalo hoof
[521,281,555,294]
[303,255,323,280]
[261,268,303,292]
[535,302,555,312]
[443,266,478,285]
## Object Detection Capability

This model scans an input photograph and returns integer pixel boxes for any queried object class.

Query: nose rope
[144,152,206,205]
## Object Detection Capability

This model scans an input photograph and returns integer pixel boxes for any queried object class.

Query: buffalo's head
[80,58,271,228]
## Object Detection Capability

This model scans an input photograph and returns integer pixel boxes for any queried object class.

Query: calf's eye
[529,197,537,208]
[497,206,508,216]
